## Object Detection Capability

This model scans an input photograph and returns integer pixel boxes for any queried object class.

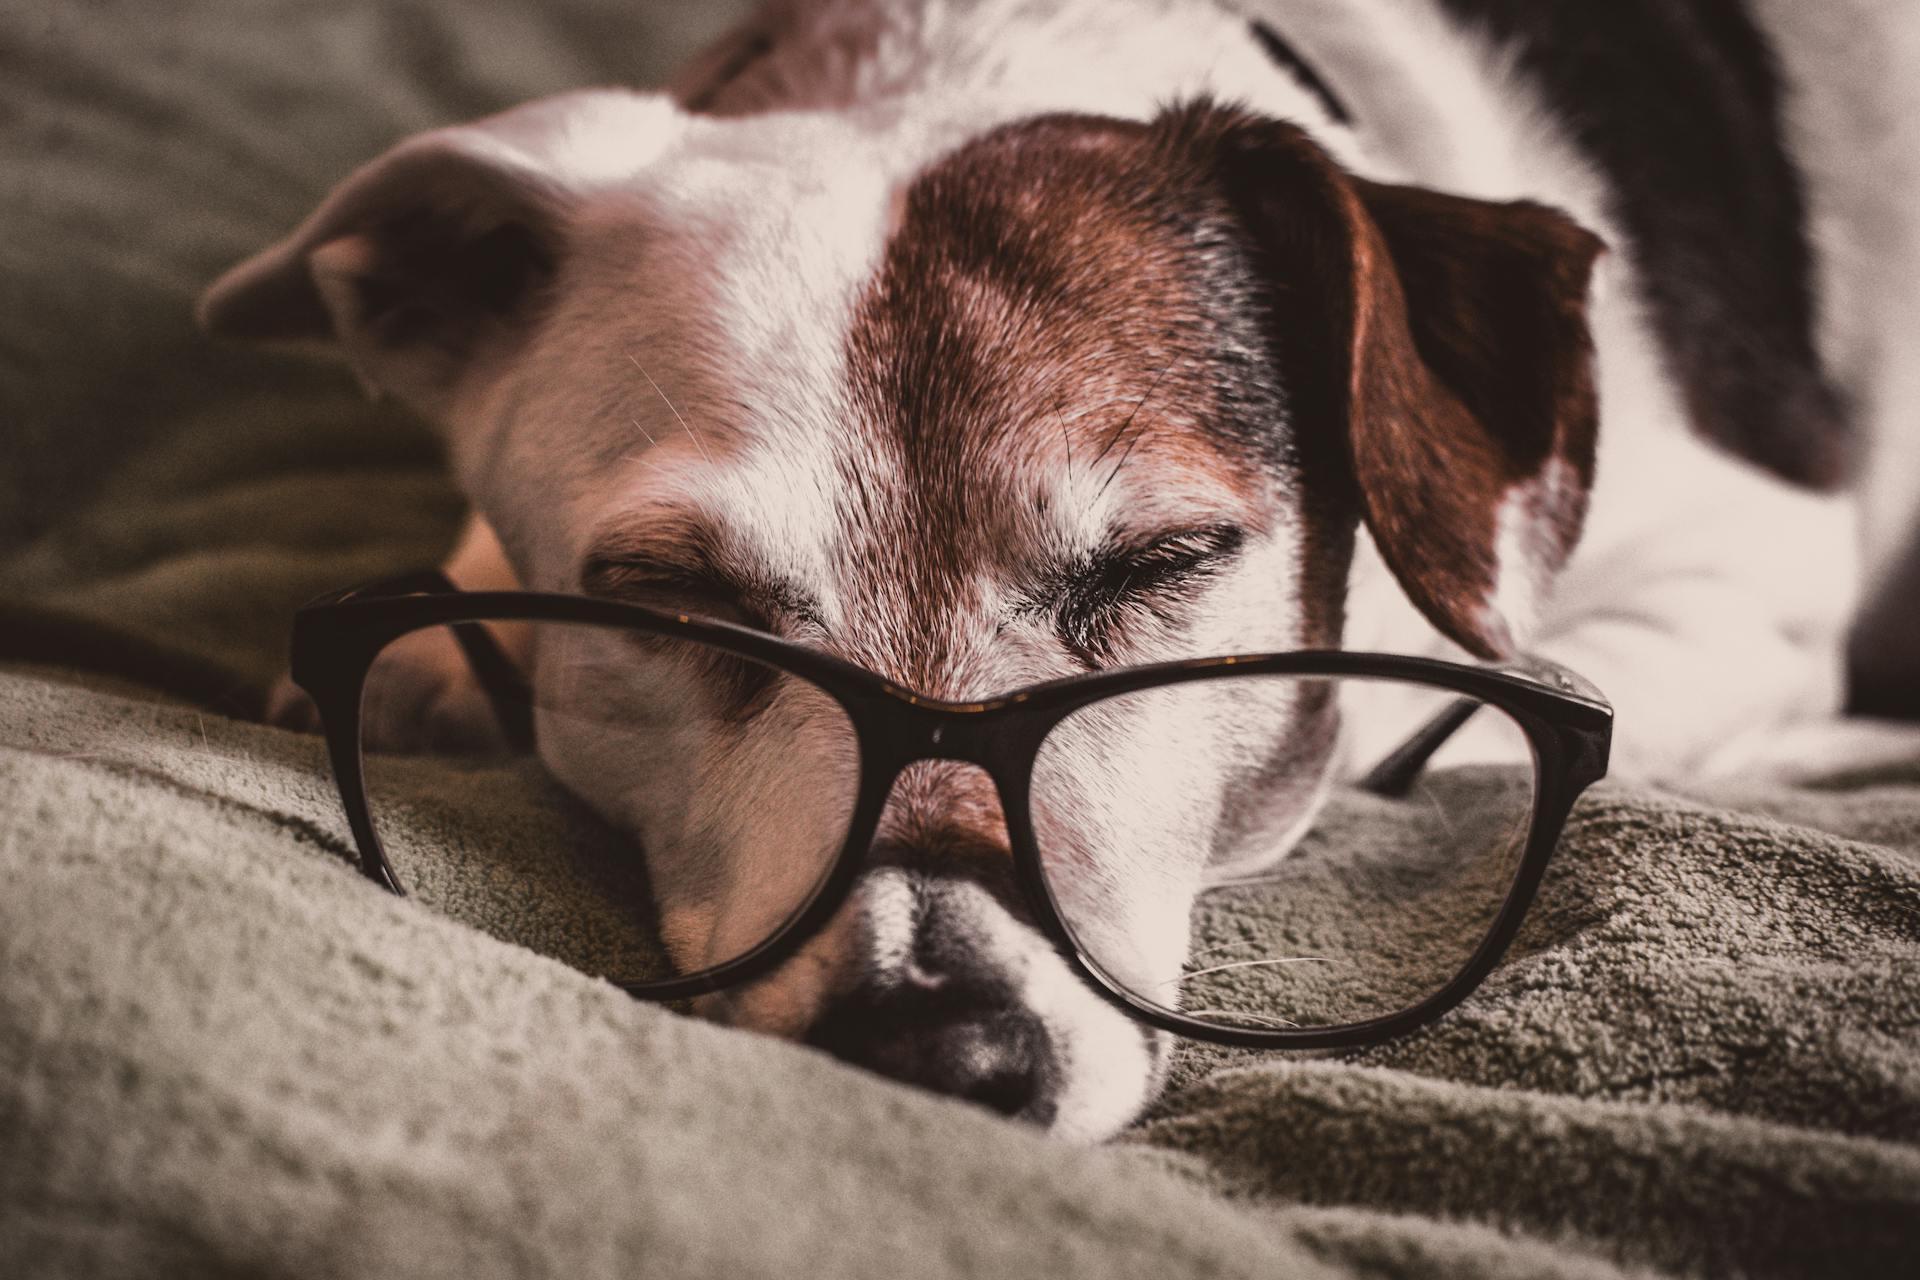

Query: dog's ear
[198,90,684,417]
[1187,107,1604,658]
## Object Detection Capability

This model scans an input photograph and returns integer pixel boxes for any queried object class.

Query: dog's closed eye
[582,553,771,630]
[1050,524,1245,663]
[579,518,828,636]
[574,553,796,718]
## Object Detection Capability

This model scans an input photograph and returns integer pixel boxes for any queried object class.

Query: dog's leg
[266,513,529,752]
[1745,0,1920,718]
[1528,477,1860,782]
[1343,433,1860,783]
[439,511,526,598]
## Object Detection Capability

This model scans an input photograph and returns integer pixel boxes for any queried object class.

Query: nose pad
[806,866,1059,1124]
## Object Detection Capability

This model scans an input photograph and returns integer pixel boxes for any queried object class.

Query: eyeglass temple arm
[1357,654,1606,798]
[1357,697,1480,797]
[348,568,536,753]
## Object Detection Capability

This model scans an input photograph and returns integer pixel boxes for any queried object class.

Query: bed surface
[3,3,1917,1276]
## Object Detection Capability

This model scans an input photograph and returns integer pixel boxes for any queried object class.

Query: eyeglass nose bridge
[872,691,1039,775]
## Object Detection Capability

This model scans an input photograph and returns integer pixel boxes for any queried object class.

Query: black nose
[808,980,1058,1123]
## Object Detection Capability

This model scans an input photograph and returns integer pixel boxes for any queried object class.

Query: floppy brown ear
[198,90,682,417]
[1194,108,1604,658]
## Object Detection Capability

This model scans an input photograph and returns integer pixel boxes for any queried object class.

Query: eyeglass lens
[1030,673,1538,1031]
[356,621,861,986]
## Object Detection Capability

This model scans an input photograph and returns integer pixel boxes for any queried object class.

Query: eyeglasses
[289,569,1611,1049]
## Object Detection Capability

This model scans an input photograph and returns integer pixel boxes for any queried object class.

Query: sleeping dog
[200,0,1904,1139]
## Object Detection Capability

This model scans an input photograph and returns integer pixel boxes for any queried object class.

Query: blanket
[2,2,1916,1277]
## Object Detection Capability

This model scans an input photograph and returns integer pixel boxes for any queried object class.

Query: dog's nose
[807,979,1057,1122]
[802,859,1059,1120]
[810,851,1060,1121]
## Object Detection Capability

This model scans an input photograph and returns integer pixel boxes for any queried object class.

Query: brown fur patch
[869,760,1023,894]
[841,102,1601,683]
[840,112,1311,696]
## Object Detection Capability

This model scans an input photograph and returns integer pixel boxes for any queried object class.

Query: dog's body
[205,0,1918,1139]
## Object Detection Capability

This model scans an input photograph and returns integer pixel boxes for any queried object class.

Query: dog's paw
[265,626,515,757]
[264,671,323,735]
[361,624,516,756]
[1695,716,1920,785]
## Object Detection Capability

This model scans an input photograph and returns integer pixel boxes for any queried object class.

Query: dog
[199,0,1913,1140]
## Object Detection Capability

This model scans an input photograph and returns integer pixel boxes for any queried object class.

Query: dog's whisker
[1091,361,1176,504]
[1162,956,1336,987]
[1178,1008,1303,1030]
[1186,939,1271,961]
[1205,872,1299,887]
[1090,359,1175,469]
[1094,428,1154,505]
[1415,782,1455,836]
[628,416,659,447]
[629,352,714,465]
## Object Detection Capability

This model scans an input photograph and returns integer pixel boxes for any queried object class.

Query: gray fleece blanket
[2,3,1917,1277]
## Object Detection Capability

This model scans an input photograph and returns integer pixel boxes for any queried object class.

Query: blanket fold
[4,669,1916,1278]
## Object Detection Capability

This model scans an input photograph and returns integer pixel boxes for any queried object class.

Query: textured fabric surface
[1141,774,1920,1278]
[0,671,1354,1280]
[0,0,745,696]
[3,2,1918,1278]
[3,667,1917,1279]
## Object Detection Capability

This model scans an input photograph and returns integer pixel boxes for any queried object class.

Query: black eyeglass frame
[290,570,1612,1051]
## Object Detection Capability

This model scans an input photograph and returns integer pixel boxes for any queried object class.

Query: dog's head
[203,91,1601,1139]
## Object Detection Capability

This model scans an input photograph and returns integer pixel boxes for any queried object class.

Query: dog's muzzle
[808,972,1057,1122]
[805,863,1061,1124]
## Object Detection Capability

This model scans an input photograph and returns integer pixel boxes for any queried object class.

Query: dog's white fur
[208,0,1918,1140]
[1748,0,1920,590]
[462,0,1877,778]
